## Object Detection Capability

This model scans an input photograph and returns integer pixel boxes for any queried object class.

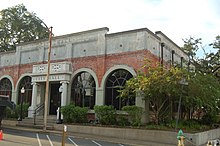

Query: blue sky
[0,0,219,55]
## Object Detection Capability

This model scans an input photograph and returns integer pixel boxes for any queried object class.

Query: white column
[28,82,38,117]
[96,88,104,105]
[59,81,69,120]
[135,91,149,124]
[60,81,69,107]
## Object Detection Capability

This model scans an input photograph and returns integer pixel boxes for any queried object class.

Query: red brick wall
[0,50,160,88]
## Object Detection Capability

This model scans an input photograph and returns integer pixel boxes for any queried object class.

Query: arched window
[105,69,135,110]
[71,72,96,109]
[18,76,32,105]
[0,78,12,100]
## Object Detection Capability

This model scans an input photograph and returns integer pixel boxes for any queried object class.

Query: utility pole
[43,26,53,131]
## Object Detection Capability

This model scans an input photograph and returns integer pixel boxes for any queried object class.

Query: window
[0,78,12,100]
[105,69,135,110]
[71,72,96,109]
[19,76,32,105]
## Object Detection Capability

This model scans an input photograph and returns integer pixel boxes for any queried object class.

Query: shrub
[61,105,88,123]
[94,105,116,125]
[5,103,29,119]
[201,113,218,125]
[117,114,130,126]
[122,105,143,126]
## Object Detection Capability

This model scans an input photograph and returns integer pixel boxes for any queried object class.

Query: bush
[117,114,130,126]
[201,113,218,125]
[61,105,88,123]
[5,107,16,119]
[5,103,29,119]
[122,105,143,126]
[94,105,116,125]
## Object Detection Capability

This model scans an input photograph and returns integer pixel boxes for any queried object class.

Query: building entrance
[49,83,61,115]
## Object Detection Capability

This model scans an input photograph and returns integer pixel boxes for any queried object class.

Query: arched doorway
[0,78,12,100]
[105,69,135,110]
[71,71,96,109]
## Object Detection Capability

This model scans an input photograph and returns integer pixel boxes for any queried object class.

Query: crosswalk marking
[36,133,42,146]
[46,135,53,146]
[92,140,102,146]
[68,137,79,146]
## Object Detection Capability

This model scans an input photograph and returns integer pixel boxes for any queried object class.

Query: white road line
[36,133,42,146]
[92,140,102,146]
[119,144,124,146]
[68,137,79,146]
[46,135,54,146]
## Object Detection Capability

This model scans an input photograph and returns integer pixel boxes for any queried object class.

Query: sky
[0,0,220,54]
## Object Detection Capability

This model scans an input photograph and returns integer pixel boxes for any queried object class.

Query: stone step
[18,119,56,125]
[16,115,58,130]
[16,123,54,130]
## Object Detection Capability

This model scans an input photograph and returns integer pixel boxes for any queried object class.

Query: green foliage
[61,104,88,123]
[122,105,143,126]
[94,105,116,125]
[201,113,218,125]
[182,36,220,77]
[211,35,220,49]
[116,114,130,126]
[186,72,220,117]
[0,4,49,52]
[181,120,201,130]
[5,103,29,119]
[120,63,188,124]
[182,37,202,61]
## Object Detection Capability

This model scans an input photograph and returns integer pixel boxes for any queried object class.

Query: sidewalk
[2,120,177,146]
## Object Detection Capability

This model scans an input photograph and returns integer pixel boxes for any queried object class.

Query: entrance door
[49,83,61,115]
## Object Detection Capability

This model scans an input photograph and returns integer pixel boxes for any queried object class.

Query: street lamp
[23,12,52,131]
[18,87,25,121]
[56,85,63,124]
[43,26,52,131]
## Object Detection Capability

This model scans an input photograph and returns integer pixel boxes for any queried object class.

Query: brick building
[0,27,189,121]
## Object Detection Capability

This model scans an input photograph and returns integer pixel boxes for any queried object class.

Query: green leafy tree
[182,36,220,77]
[211,35,220,49]
[120,62,220,124]
[182,37,202,62]
[181,36,220,121]
[184,72,220,120]
[209,36,220,77]
[120,63,188,124]
[0,4,49,52]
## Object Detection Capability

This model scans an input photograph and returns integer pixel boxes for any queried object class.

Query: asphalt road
[0,127,131,146]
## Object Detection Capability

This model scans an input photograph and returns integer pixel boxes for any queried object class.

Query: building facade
[0,27,189,120]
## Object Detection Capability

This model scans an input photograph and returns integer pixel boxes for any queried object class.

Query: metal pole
[18,87,25,121]
[175,91,182,130]
[43,27,53,131]
[20,94,23,121]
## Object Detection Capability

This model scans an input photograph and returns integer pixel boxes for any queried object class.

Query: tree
[120,62,220,124]
[184,72,220,120]
[0,4,49,52]
[209,36,220,77]
[120,63,188,124]
[182,36,220,77]
[182,37,202,62]
[211,35,220,49]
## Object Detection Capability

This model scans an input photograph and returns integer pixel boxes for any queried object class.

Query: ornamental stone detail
[32,62,72,74]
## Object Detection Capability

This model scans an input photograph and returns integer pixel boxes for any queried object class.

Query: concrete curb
[2,119,176,146]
